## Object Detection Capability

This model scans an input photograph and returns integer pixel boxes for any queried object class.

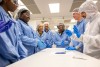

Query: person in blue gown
[43,22,53,48]
[65,8,86,52]
[16,9,46,56]
[53,23,71,48]
[0,0,27,66]
[35,23,47,52]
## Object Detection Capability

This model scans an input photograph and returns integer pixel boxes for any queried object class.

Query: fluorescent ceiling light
[93,1,97,3]
[18,0,32,14]
[49,3,60,13]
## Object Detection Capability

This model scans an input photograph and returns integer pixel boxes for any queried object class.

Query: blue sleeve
[54,40,62,46]
[31,30,37,39]
[46,32,53,47]
[18,44,27,59]
[80,20,86,34]
[40,33,47,46]
[67,36,71,44]
[0,11,20,62]
[34,33,46,52]
[17,38,28,59]
[53,33,62,46]
[0,55,10,67]
[0,33,20,62]
[14,21,28,59]
[16,22,38,47]
[83,21,86,33]
[50,32,54,45]
[78,42,83,47]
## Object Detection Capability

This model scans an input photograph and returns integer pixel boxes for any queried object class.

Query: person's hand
[73,25,81,38]
[61,41,69,47]
[64,41,69,45]
[65,46,76,50]
[37,40,46,49]
[65,30,72,37]
[61,40,65,47]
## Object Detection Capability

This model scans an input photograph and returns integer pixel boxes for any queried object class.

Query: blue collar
[37,31,45,37]
[18,19,29,25]
[57,30,65,36]
[44,29,50,33]
[77,18,84,25]
[0,6,10,17]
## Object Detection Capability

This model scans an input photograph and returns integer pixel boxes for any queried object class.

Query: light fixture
[93,1,97,3]
[48,3,60,13]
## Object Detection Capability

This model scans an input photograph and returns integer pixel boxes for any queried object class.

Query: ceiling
[17,0,100,20]
[17,0,99,30]
[21,0,86,20]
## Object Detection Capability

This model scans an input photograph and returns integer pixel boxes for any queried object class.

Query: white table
[7,48,100,67]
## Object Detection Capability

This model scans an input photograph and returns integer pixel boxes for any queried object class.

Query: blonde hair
[36,23,44,31]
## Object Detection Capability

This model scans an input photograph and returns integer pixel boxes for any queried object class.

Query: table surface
[7,48,100,67]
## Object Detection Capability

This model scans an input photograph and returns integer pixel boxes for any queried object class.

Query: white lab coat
[72,12,100,59]
[83,12,100,59]
[73,12,100,59]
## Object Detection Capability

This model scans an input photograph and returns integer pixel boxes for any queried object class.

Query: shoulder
[63,31,68,36]
[93,13,100,26]
[81,19,86,24]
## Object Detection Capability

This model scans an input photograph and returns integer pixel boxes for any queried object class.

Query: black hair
[57,23,65,29]
[18,9,29,24]
[20,10,29,17]
[81,12,86,14]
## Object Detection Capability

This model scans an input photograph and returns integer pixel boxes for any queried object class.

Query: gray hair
[72,8,79,12]
[57,23,65,29]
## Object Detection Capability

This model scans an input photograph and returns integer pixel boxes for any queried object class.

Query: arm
[72,21,100,48]
[17,40,28,59]
[46,32,53,47]
[16,21,38,47]
[53,33,62,46]
[0,33,20,62]
[82,34,100,48]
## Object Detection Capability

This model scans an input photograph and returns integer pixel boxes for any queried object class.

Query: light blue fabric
[65,46,76,50]
[35,31,47,52]
[0,55,10,67]
[72,18,86,52]
[53,31,71,48]
[17,19,38,56]
[0,6,27,66]
[44,30,53,48]
[37,40,46,50]
[0,20,13,33]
